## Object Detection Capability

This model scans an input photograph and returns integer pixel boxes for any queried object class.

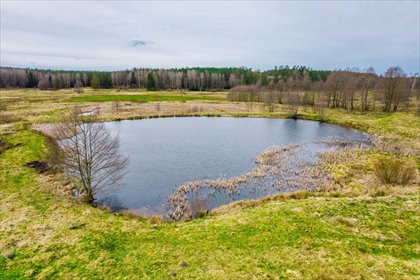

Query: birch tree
[56,108,128,203]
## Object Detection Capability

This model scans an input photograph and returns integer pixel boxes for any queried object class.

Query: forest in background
[0,66,418,113]
[0,66,332,90]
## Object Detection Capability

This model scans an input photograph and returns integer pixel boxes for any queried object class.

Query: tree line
[228,66,419,113]
[1,65,418,113]
[0,66,328,91]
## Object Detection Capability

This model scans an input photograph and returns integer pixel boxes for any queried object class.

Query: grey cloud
[129,40,154,47]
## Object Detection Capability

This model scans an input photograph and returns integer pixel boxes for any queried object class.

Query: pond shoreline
[32,111,369,141]
[28,108,418,222]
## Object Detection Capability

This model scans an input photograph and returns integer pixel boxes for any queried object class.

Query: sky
[0,1,419,74]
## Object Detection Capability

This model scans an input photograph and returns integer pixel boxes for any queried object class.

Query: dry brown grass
[373,155,418,185]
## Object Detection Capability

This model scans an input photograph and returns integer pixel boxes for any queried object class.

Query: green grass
[68,93,224,103]
[0,130,419,279]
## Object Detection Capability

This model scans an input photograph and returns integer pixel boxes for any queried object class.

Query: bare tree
[301,71,312,106]
[326,71,345,108]
[311,80,327,120]
[343,71,359,111]
[55,108,128,203]
[37,78,51,90]
[359,67,377,112]
[284,70,303,118]
[311,80,324,107]
[262,89,276,112]
[410,74,419,115]
[286,92,303,118]
[74,80,84,93]
[380,66,410,112]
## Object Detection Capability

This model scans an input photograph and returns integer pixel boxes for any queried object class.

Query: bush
[373,156,418,185]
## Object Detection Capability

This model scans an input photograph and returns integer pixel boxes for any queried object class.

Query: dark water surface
[98,117,369,212]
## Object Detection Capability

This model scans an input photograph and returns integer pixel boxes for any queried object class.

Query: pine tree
[260,74,269,86]
[91,73,101,89]
[146,72,156,91]
[53,76,61,90]
[27,70,36,88]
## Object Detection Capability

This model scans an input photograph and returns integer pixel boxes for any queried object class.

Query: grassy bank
[0,88,419,279]
[1,131,419,279]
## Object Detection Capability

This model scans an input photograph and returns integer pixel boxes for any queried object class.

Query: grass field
[68,93,224,103]
[0,88,419,279]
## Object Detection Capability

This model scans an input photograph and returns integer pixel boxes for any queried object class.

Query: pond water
[97,117,370,213]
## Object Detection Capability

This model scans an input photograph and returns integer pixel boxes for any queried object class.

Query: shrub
[373,156,418,185]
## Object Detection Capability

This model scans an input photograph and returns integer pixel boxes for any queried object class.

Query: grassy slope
[0,89,419,279]
[1,131,418,279]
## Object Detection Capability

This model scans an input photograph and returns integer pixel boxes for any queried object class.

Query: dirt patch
[24,161,49,173]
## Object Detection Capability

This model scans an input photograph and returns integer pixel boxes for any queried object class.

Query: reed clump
[373,155,418,185]
[165,144,339,221]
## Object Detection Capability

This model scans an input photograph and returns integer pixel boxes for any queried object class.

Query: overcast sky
[0,1,419,73]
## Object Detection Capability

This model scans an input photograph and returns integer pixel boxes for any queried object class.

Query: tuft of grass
[149,215,163,224]
[335,216,358,227]
[373,155,418,185]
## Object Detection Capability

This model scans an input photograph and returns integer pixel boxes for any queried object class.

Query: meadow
[68,92,224,103]
[0,88,419,279]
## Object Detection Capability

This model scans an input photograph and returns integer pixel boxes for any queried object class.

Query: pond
[97,117,370,215]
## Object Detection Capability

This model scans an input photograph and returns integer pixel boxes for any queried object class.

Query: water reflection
[97,117,370,212]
